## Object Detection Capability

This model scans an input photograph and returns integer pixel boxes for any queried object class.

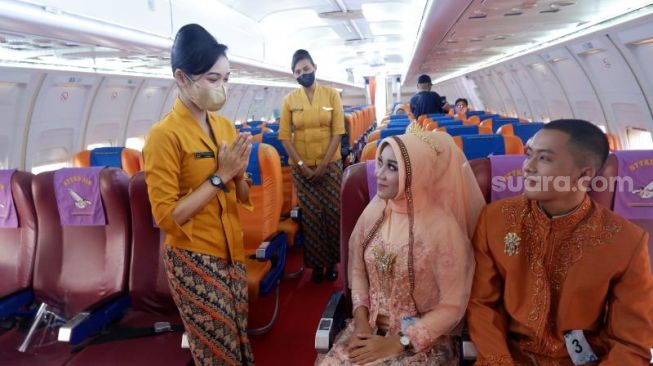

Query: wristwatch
[398,332,411,351]
[209,175,229,192]
[297,160,304,167]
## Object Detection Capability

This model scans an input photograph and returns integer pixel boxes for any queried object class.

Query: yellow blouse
[279,83,345,166]
[143,98,250,263]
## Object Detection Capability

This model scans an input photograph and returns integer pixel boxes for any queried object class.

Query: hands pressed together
[216,133,252,183]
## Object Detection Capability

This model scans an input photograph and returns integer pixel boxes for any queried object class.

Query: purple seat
[0,168,131,365]
[0,171,36,300]
[66,172,192,365]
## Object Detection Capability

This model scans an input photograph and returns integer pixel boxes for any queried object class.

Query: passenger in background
[409,74,449,118]
[392,104,406,115]
[143,24,255,365]
[454,98,469,116]
[467,119,653,365]
[318,126,485,365]
[279,49,346,283]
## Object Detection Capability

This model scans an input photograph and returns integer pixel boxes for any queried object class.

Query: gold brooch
[504,232,521,256]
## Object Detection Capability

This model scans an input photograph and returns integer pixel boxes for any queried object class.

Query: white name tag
[564,330,599,365]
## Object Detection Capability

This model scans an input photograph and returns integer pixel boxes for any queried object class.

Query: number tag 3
[564,330,599,365]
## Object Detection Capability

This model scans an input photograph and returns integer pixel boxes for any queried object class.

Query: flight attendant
[143,24,254,365]
[279,49,345,283]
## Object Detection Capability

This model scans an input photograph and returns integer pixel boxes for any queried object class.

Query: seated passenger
[455,98,469,116]
[467,119,653,365]
[318,125,486,365]
[392,104,406,115]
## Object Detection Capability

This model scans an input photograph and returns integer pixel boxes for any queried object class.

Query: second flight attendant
[279,49,345,283]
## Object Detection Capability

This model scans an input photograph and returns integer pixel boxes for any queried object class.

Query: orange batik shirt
[467,195,653,366]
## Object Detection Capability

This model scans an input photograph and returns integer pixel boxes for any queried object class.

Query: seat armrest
[256,232,286,261]
[259,233,288,297]
[0,290,33,319]
[290,207,301,220]
[462,328,477,360]
[58,294,130,344]
[315,291,347,353]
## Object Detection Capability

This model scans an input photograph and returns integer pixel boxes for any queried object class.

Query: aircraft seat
[367,129,381,143]
[498,122,545,145]
[0,167,131,364]
[606,133,620,151]
[380,128,406,139]
[237,143,288,335]
[480,118,520,133]
[464,115,481,125]
[438,125,492,136]
[597,152,653,266]
[65,172,191,365]
[453,134,524,160]
[0,170,37,321]
[73,147,143,177]
[262,133,301,247]
[468,159,491,203]
[360,141,378,161]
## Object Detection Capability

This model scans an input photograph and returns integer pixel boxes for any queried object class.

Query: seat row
[0,141,297,364]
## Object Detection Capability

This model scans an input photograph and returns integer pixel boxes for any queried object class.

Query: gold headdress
[405,121,440,153]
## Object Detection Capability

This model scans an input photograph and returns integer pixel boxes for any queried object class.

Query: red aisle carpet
[249,248,343,366]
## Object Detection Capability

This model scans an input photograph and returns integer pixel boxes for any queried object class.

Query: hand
[300,164,314,180]
[234,134,253,181]
[348,334,403,365]
[309,163,327,182]
[216,134,252,183]
[347,323,373,352]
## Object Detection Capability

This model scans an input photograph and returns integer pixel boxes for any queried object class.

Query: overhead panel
[541,47,607,125]
[569,36,653,143]
[0,69,34,169]
[84,77,140,148]
[25,73,99,171]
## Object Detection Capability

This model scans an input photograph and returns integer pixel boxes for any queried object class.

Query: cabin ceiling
[0,0,652,90]
[407,0,653,85]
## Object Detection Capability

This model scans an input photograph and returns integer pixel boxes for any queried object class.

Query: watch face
[211,176,222,186]
[400,336,410,346]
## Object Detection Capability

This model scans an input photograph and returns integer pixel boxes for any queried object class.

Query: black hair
[541,119,609,172]
[171,24,228,76]
[291,49,315,72]
[455,98,468,106]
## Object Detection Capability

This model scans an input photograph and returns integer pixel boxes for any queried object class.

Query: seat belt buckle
[154,322,172,333]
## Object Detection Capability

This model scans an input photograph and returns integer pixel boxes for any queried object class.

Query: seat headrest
[53,167,106,226]
[612,150,653,220]
[492,119,520,133]
[380,128,406,139]
[0,169,18,227]
[444,125,479,136]
[436,120,463,128]
[512,123,544,144]
[262,132,289,166]
[366,160,377,200]
[490,155,526,202]
[460,134,506,160]
[90,147,124,168]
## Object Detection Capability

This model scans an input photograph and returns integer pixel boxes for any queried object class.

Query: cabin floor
[249,248,343,366]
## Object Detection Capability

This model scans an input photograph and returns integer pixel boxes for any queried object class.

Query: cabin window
[626,127,653,149]
[125,137,145,151]
[32,162,69,174]
[87,142,112,150]
[596,125,607,133]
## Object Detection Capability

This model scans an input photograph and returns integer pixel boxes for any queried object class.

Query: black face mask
[296,72,315,88]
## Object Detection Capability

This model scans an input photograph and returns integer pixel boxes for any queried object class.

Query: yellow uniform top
[279,83,345,166]
[143,98,251,263]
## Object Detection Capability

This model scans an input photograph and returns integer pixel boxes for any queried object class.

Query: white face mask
[185,75,228,112]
